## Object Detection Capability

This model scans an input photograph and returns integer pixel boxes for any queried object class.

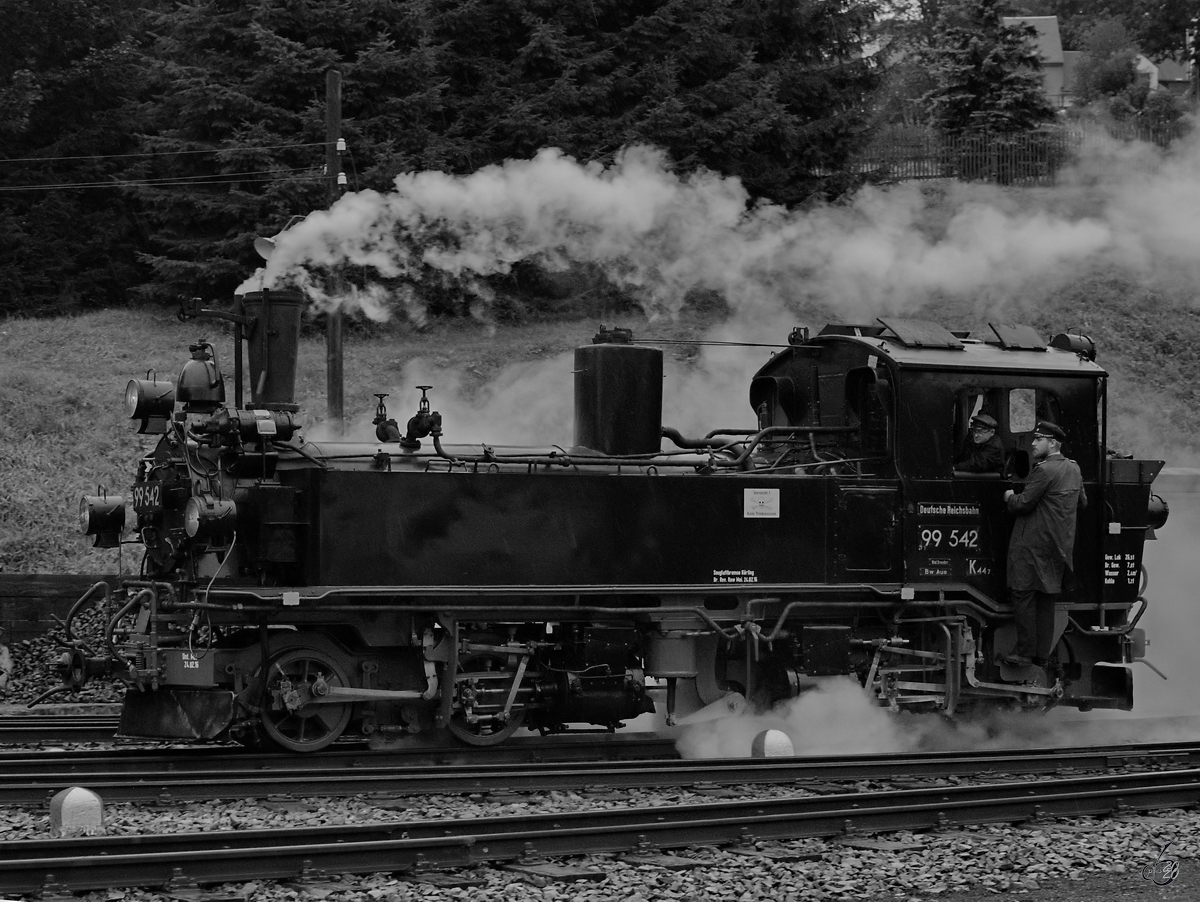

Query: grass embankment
[1,277,1197,574]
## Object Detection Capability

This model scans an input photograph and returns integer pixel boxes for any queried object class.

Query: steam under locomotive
[61,290,1168,752]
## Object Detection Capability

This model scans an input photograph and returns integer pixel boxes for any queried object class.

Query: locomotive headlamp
[184,494,237,540]
[125,374,175,434]
[79,492,125,548]
[1148,494,1170,531]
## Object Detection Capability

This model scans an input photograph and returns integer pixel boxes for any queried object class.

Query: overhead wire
[0,140,329,191]
[639,338,793,349]
[0,141,331,165]
[0,168,323,192]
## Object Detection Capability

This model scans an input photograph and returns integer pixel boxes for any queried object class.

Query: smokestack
[241,289,303,412]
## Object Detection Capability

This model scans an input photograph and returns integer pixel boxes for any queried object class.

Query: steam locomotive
[61,290,1168,751]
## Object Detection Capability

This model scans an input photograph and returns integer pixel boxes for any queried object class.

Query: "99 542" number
[918,527,979,551]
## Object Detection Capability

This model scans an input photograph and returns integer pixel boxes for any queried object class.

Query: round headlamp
[1148,494,1170,531]
[79,493,126,548]
[184,495,237,540]
[125,374,175,434]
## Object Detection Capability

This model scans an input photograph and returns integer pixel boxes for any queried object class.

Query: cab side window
[1009,389,1036,433]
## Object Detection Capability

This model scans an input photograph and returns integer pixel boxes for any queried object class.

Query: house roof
[1156,58,1190,82]
[1003,16,1064,65]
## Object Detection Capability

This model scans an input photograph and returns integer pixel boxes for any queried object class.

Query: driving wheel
[259,647,353,752]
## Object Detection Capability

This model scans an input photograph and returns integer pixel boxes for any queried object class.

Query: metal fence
[853,122,1192,186]
[1099,120,1192,147]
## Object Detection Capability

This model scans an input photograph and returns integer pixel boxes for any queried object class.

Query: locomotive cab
[750,318,1161,712]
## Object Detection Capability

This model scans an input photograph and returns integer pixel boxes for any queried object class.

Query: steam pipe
[273,441,328,468]
[106,589,151,675]
[662,425,855,453]
[172,586,1001,622]
[326,423,861,472]
[432,434,461,464]
[65,581,111,646]
[711,425,858,470]
[661,427,742,450]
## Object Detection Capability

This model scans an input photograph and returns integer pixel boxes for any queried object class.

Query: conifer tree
[0,0,153,313]
[2,0,885,311]
[430,0,879,204]
[922,0,1055,133]
[132,0,454,302]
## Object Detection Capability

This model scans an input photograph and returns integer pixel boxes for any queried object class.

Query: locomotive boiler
[60,291,1168,751]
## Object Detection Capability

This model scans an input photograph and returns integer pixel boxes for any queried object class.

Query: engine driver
[954,413,1004,474]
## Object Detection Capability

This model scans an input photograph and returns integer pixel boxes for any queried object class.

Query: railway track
[2,739,1199,805]
[2,766,1199,895]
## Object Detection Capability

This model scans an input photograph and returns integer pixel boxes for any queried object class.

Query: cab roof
[808,318,1107,376]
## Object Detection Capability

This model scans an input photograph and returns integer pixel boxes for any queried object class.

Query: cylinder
[241,289,303,411]
[574,343,663,455]
[644,634,698,678]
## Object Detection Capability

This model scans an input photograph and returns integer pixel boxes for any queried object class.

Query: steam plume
[238,137,1200,323]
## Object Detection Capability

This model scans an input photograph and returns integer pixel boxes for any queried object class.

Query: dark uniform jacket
[954,434,1005,474]
[1005,453,1087,593]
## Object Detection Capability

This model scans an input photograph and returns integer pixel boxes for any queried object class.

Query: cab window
[1009,389,1036,433]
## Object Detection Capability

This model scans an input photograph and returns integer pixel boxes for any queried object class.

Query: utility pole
[325,68,345,433]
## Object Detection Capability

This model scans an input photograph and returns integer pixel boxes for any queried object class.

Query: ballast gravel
[2,605,125,705]
[1,785,1197,902]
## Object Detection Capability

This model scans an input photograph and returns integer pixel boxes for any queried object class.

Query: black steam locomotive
[62,290,1167,751]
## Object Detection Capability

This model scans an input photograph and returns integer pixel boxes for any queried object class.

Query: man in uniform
[954,412,1005,474]
[1000,421,1087,667]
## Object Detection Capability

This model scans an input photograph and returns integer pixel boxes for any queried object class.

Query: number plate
[131,481,164,513]
[917,525,981,551]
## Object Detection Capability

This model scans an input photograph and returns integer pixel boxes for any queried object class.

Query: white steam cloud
[238,137,1200,323]
[675,672,1200,760]
[312,339,762,448]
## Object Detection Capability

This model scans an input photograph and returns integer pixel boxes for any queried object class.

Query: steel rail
[3,736,1195,779]
[3,740,1200,805]
[0,715,122,745]
[2,768,1199,894]
[0,732,677,776]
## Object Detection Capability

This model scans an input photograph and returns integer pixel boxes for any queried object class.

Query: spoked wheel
[259,647,353,753]
[446,653,527,747]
